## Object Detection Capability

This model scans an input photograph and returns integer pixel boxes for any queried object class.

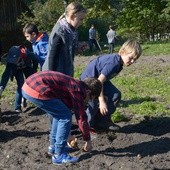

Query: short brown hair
[23,23,39,35]
[83,78,102,99]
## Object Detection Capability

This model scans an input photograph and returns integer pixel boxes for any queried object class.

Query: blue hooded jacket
[32,32,49,68]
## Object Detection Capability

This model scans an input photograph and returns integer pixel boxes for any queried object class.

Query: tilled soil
[0,55,170,170]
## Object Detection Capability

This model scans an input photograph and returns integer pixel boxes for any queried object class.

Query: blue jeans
[0,63,24,110]
[86,81,121,126]
[0,63,34,110]
[22,91,72,155]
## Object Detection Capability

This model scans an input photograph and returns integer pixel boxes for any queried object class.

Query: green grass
[110,42,170,122]
[112,72,170,117]
[0,42,170,122]
[141,41,170,56]
[93,41,170,57]
[79,42,170,122]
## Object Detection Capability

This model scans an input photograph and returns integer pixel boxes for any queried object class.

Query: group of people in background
[0,1,142,166]
[88,24,116,53]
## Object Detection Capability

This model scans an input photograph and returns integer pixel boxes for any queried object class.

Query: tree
[116,0,169,41]
[19,0,170,42]
[18,0,66,32]
[78,0,121,41]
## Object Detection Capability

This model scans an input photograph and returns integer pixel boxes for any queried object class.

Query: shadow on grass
[120,96,156,107]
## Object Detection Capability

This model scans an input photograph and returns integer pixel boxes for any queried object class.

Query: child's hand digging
[67,137,79,149]
[83,140,92,152]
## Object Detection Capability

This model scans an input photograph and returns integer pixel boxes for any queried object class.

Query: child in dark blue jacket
[0,45,37,112]
[80,40,142,131]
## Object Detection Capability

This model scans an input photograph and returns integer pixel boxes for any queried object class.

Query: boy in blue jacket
[80,40,142,131]
[23,23,49,69]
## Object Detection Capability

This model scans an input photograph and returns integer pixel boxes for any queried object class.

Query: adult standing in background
[88,24,100,52]
[106,25,116,53]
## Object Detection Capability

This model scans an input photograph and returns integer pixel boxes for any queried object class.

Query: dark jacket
[42,18,78,77]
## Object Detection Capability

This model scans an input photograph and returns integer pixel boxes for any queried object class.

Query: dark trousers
[108,42,115,53]
[89,39,100,52]
[86,81,121,127]
[0,63,35,110]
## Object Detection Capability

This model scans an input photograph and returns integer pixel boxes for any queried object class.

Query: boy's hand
[67,136,79,149]
[99,100,108,115]
[83,140,92,152]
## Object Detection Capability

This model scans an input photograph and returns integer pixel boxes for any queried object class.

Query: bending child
[80,39,142,131]
[22,71,102,165]
[0,44,37,112]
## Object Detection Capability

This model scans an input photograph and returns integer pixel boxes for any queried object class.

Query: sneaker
[96,121,120,131]
[108,123,120,131]
[52,153,78,165]
[15,109,22,113]
[48,145,55,156]
[48,145,77,156]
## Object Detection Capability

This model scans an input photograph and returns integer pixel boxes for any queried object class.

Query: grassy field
[0,42,170,122]
[75,41,170,122]
[112,42,170,121]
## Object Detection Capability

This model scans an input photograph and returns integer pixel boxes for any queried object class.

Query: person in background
[80,40,142,131]
[23,23,49,70]
[0,44,37,112]
[22,71,102,165]
[88,24,100,52]
[42,2,87,77]
[106,25,116,53]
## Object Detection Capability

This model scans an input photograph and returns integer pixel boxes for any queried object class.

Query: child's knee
[112,91,121,107]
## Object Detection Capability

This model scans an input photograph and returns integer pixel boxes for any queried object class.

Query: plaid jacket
[22,71,90,141]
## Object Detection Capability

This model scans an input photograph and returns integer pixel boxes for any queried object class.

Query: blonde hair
[119,40,142,59]
[57,2,87,23]
[65,2,87,15]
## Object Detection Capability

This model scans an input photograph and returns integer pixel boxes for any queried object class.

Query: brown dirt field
[0,55,170,170]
